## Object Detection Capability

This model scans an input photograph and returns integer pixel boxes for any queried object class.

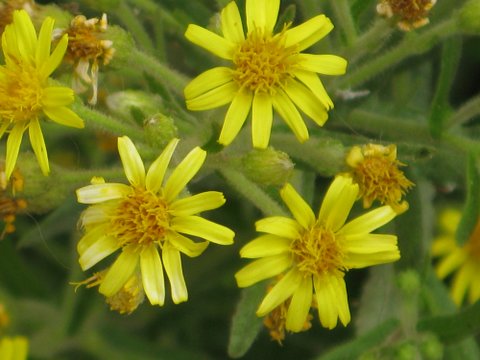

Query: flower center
[109,189,170,247]
[232,29,297,93]
[387,0,435,21]
[0,63,44,123]
[291,225,344,276]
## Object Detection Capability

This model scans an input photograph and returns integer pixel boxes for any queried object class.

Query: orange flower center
[109,189,170,247]
[232,29,297,93]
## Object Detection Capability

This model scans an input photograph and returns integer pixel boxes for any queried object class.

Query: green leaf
[316,319,400,360]
[228,283,265,358]
[456,152,480,246]
[429,37,462,138]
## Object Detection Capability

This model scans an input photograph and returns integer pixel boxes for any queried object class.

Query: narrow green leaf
[456,153,480,246]
[316,319,400,360]
[429,37,462,138]
[228,283,266,358]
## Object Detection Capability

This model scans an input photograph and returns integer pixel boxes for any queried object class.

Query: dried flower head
[0,163,27,238]
[377,0,437,31]
[0,0,35,34]
[345,144,414,212]
[61,13,115,104]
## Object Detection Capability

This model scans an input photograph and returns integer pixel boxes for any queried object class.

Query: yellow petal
[235,254,292,288]
[343,234,398,254]
[297,54,347,75]
[256,268,302,316]
[255,216,302,239]
[186,81,238,111]
[78,234,119,270]
[285,276,313,332]
[140,244,165,306]
[36,16,54,67]
[246,0,279,34]
[240,234,291,258]
[294,70,334,110]
[162,243,188,304]
[340,205,397,235]
[5,123,25,180]
[167,231,209,257]
[251,92,273,149]
[451,263,473,306]
[145,138,179,193]
[99,247,139,297]
[41,87,74,107]
[280,183,316,230]
[184,24,234,60]
[76,183,132,204]
[28,118,50,176]
[285,14,333,51]
[435,249,466,279]
[43,106,84,128]
[184,67,233,100]
[77,223,109,254]
[218,90,253,146]
[272,89,309,143]
[163,147,206,203]
[431,236,456,256]
[344,251,400,269]
[79,204,113,228]
[117,136,146,187]
[314,274,350,329]
[221,1,245,43]
[13,10,37,62]
[40,33,67,78]
[169,191,226,216]
[283,78,328,126]
[171,215,234,245]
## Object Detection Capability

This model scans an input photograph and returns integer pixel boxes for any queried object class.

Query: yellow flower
[76,136,235,306]
[377,0,437,31]
[184,0,347,149]
[431,209,480,306]
[0,10,84,179]
[345,144,414,212]
[0,336,28,360]
[0,162,27,238]
[235,176,400,330]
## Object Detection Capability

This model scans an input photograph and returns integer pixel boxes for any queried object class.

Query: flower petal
[184,67,234,100]
[77,223,109,254]
[43,106,84,128]
[285,14,333,51]
[36,16,54,67]
[240,234,291,258]
[286,276,313,332]
[251,92,273,149]
[255,216,302,239]
[435,249,466,279]
[162,243,188,304]
[256,268,302,316]
[343,234,398,254]
[218,90,253,146]
[163,147,206,203]
[40,34,67,77]
[140,244,165,306]
[314,274,350,329]
[76,183,132,204]
[280,183,316,230]
[167,231,209,257]
[41,87,74,107]
[431,236,456,257]
[99,247,139,297]
[186,81,238,111]
[145,138,179,193]
[294,70,334,110]
[171,215,234,245]
[221,1,245,43]
[272,89,309,143]
[78,234,119,270]
[246,0,279,34]
[185,24,234,60]
[318,176,359,232]
[344,251,401,269]
[5,123,25,180]
[169,191,226,217]
[13,10,37,61]
[297,54,347,75]
[117,136,145,187]
[340,205,397,235]
[235,254,292,288]
[28,118,49,176]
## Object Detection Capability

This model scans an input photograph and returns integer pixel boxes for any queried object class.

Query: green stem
[338,18,459,89]
[329,0,357,46]
[132,49,189,95]
[114,2,155,54]
[343,19,392,61]
[448,94,480,128]
[125,0,186,34]
[73,103,144,140]
[219,167,287,216]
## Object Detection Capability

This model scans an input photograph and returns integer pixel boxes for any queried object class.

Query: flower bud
[144,114,178,149]
[420,333,443,360]
[459,0,480,34]
[396,269,421,296]
[106,90,164,123]
[241,148,294,187]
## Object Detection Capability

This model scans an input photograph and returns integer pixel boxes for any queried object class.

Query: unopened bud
[242,148,294,186]
[106,90,164,123]
[459,0,480,34]
[144,114,178,149]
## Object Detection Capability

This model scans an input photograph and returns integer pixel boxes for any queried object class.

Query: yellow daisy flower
[0,10,84,179]
[0,336,28,360]
[235,176,400,330]
[432,209,480,305]
[184,0,347,149]
[76,136,235,306]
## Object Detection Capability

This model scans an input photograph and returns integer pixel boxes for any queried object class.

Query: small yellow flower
[235,176,400,330]
[377,0,437,31]
[76,136,234,306]
[432,209,480,306]
[0,10,84,179]
[345,144,414,212]
[0,336,28,360]
[184,0,347,148]
[0,162,27,238]
[60,13,115,105]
